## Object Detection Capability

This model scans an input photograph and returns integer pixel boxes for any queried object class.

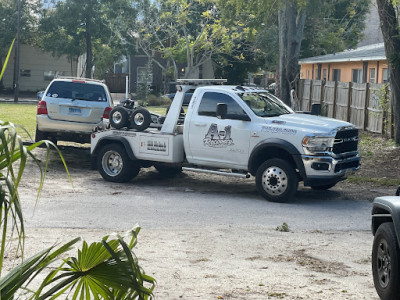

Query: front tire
[256,158,298,202]
[372,222,400,300]
[97,144,140,182]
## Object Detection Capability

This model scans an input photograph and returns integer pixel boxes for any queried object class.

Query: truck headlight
[302,135,334,154]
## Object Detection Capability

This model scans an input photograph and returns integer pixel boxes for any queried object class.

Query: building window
[333,69,341,81]
[352,69,362,83]
[137,67,153,84]
[322,69,327,80]
[316,64,322,80]
[382,68,389,83]
[20,69,31,77]
[369,68,376,83]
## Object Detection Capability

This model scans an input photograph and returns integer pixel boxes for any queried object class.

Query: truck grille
[334,159,360,173]
[333,128,359,155]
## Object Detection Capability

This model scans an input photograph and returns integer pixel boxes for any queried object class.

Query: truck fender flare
[372,198,400,247]
[92,136,136,160]
[248,138,306,178]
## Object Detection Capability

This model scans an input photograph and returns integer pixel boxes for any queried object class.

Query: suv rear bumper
[37,115,101,134]
[301,154,361,186]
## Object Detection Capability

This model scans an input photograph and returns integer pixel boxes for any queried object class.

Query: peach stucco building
[299,43,388,84]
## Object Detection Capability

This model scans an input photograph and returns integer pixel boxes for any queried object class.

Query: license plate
[69,107,81,114]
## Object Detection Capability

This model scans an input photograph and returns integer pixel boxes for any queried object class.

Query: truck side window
[198,92,247,118]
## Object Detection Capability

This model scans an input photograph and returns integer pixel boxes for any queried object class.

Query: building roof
[299,43,386,64]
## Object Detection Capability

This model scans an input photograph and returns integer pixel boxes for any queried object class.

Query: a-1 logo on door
[203,123,234,148]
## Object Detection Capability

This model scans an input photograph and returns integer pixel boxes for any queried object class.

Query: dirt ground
[3,134,400,299]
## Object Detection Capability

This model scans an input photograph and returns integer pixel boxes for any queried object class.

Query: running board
[183,167,250,178]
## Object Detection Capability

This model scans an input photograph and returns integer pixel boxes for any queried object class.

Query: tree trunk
[376,0,400,144]
[183,66,200,79]
[278,1,306,106]
[85,16,93,79]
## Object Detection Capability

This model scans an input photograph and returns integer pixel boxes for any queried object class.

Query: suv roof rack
[54,76,105,84]
[176,79,226,86]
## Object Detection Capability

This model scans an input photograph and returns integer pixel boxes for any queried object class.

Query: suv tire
[35,126,47,142]
[372,222,400,300]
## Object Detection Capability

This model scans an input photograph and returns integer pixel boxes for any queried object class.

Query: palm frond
[0,237,80,300]
[0,120,70,278]
[35,227,155,300]
[0,121,155,299]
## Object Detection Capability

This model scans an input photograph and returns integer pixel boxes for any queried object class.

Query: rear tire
[110,106,129,129]
[130,108,151,131]
[256,158,298,203]
[372,222,400,300]
[154,163,182,177]
[97,143,140,182]
[35,127,47,142]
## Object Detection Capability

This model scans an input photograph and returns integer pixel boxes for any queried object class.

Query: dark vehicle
[371,186,400,300]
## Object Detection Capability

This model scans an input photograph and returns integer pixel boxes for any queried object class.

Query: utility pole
[14,0,21,103]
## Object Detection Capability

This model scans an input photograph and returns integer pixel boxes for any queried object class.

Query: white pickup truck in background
[91,79,361,202]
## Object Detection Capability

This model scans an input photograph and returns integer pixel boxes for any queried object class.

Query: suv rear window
[46,81,108,102]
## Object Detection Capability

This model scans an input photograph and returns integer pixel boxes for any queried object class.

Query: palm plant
[0,120,155,299]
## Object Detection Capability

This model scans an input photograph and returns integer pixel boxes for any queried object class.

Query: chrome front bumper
[302,153,361,178]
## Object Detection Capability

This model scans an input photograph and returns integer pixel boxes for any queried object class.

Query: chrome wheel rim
[133,113,145,126]
[261,166,288,196]
[102,150,123,177]
[112,111,123,125]
[377,239,391,288]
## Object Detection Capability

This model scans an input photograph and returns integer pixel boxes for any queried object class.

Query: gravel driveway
[5,145,389,299]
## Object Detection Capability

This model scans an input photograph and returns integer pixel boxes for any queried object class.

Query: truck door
[186,91,252,169]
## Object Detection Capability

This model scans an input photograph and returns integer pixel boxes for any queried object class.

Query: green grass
[0,103,37,140]
[147,106,168,115]
[0,103,167,141]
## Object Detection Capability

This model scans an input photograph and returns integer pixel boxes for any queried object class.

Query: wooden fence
[297,79,394,137]
[105,74,128,93]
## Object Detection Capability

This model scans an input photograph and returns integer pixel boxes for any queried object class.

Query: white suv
[36,77,113,144]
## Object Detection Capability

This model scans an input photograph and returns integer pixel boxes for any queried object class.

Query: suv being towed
[36,77,113,144]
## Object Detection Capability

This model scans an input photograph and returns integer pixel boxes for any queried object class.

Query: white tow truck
[91,79,361,202]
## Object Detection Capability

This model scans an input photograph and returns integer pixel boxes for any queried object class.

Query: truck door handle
[194,123,207,127]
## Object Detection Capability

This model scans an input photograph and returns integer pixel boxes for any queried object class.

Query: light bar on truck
[176,79,227,86]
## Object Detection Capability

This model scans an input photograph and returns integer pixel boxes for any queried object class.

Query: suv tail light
[102,107,112,119]
[37,100,48,115]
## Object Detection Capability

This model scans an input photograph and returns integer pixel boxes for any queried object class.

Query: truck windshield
[240,93,293,117]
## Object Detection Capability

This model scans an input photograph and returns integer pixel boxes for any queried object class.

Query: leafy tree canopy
[301,0,370,58]
[136,0,253,79]
[38,0,138,78]
[218,0,370,70]
[0,0,41,59]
